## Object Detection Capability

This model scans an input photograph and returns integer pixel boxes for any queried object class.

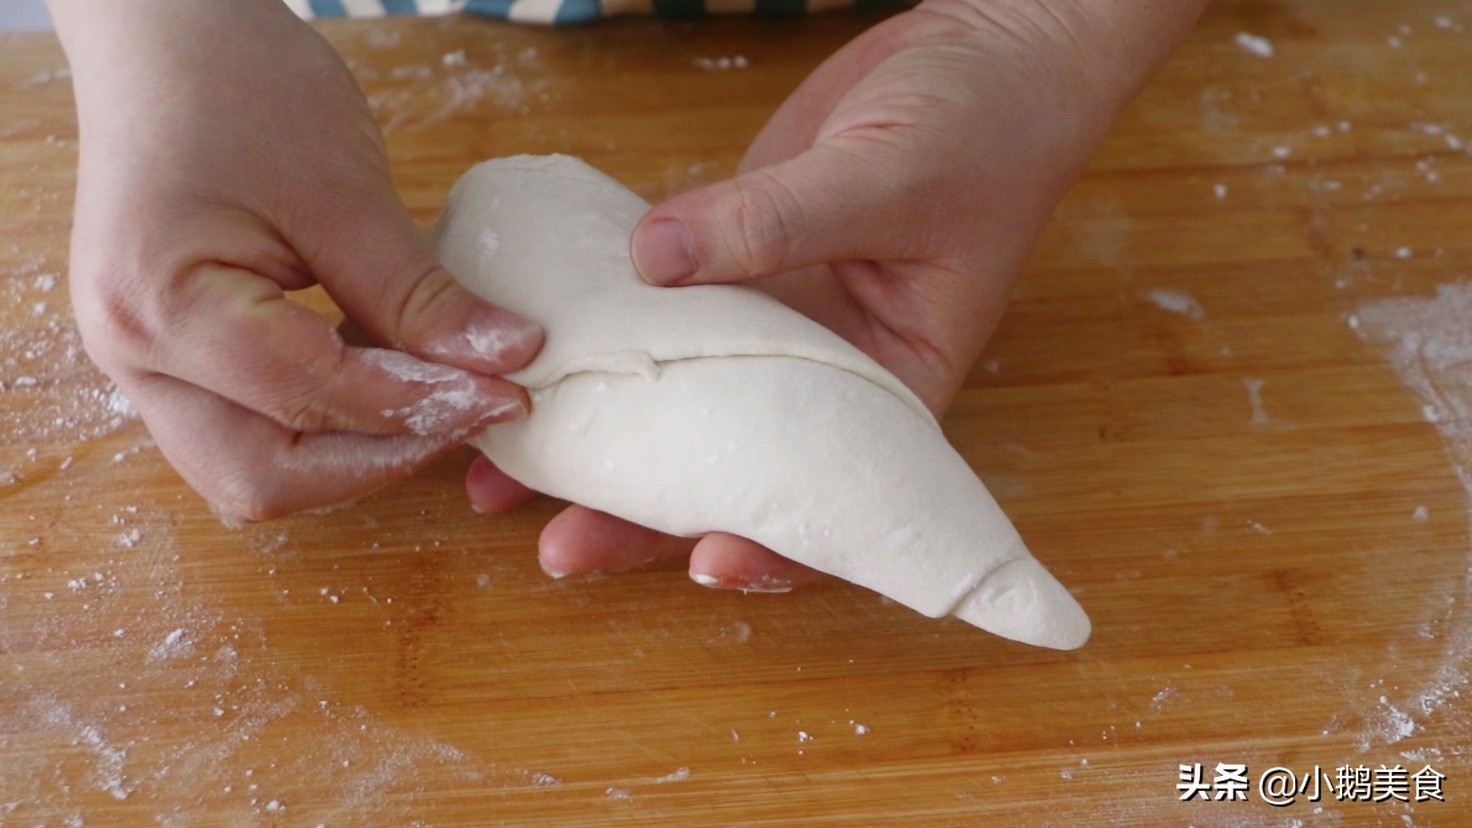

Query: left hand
[467,0,1207,588]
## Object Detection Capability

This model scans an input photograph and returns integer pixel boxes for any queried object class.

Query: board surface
[2,3,1470,824]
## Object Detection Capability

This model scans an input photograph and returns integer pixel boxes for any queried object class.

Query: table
[2,2,1470,824]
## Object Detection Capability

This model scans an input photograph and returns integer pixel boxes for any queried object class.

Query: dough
[434,155,1090,650]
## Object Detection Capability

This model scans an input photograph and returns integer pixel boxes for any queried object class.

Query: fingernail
[739,576,794,594]
[466,314,543,364]
[472,392,529,427]
[633,218,697,285]
[387,374,527,436]
[689,571,794,594]
[541,564,607,581]
[433,313,544,374]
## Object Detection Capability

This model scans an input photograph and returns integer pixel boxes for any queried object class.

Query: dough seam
[531,352,938,429]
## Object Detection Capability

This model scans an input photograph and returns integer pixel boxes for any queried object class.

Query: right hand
[51,0,542,520]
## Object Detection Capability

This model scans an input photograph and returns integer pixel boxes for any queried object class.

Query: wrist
[46,0,299,76]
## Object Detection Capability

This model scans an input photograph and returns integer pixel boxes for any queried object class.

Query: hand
[50,0,543,521]
[467,0,1206,586]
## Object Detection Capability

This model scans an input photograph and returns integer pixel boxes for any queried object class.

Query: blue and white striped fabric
[283,0,882,26]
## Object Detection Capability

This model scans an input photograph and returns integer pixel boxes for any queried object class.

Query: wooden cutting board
[3,2,1471,824]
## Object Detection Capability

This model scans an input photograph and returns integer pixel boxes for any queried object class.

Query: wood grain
[3,2,1472,824]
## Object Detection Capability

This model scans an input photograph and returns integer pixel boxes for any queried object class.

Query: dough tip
[951,558,1092,650]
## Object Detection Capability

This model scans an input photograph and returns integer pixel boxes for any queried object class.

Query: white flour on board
[0,513,562,824]
[364,44,551,135]
[1234,32,1276,59]
[19,67,71,89]
[0,259,136,448]
[0,252,564,823]
[1243,378,1270,426]
[1352,281,1472,752]
[1141,287,1207,320]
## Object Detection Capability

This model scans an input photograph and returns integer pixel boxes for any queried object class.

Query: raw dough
[434,155,1090,650]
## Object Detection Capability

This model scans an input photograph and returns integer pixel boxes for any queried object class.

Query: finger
[537,505,696,579]
[159,264,528,436]
[336,316,377,348]
[128,373,471,521]
[465,455,538,515]
[292,183,544,377]
[630,140,911,287]
[687,533,826,593]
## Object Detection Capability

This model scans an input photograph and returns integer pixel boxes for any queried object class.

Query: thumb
[631,142,902,286]
[302,189,544,377]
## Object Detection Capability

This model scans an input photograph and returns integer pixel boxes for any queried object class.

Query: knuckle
[71,267,157,372]
[725,174,793,278]
[213,480,288,523]
[207,460,292,523]
[273,389,338,434]
[390,266,463,345]
[268,347,349,434]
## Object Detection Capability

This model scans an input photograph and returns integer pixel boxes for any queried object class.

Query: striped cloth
[284,0,889,26]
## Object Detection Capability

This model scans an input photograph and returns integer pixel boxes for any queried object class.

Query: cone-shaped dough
[434,155,1090,650]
